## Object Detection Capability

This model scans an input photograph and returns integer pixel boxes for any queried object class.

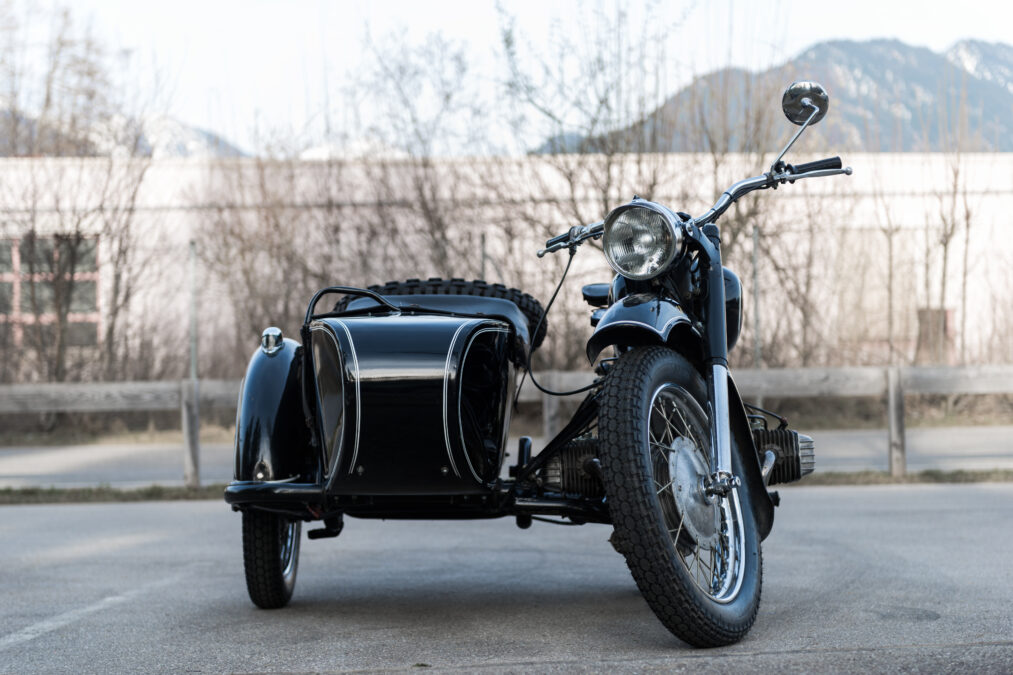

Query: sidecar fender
[585,293,700,364]
[233,337,316,484]
[727,375,775,541]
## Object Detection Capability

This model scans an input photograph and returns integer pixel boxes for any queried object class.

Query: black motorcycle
[225,81,851,646]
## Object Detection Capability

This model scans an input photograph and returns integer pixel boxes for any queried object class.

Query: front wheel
[599,346,761,647]
[242,510,301,609]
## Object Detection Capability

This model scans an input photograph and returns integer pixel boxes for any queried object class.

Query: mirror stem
[770,100,819,172]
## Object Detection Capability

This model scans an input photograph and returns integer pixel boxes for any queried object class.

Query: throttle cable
[513,245,604,405]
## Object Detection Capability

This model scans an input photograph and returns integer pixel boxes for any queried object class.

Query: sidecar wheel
[242,510,301,609]
[599,346,761,647]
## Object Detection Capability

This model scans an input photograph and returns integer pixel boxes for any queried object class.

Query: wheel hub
[667,436,721,549]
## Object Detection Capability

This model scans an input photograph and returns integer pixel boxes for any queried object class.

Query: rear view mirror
[781,81,829,126]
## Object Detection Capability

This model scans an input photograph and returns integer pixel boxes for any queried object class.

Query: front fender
[727,375,775,541]
[586,293,700,364]
[234,337,316,483]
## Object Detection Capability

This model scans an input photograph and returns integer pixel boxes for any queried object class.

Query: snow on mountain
[946,40,1013,95]
[299,137,409,161]
[141,116,246,159]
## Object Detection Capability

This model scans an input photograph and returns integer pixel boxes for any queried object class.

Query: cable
[743,401,789,429]
[514,245,603,401]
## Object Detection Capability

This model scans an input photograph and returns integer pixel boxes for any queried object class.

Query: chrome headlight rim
[602,199,685,281]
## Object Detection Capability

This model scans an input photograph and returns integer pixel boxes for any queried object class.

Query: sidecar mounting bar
[516,390,600,482]
[304,286,401,323]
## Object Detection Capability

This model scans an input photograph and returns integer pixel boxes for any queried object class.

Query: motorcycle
[225,81,851,646]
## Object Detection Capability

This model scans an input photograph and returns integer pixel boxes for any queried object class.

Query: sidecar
[224,280,608,608]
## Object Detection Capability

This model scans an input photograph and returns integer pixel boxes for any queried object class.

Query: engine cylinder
[751,428,815,485]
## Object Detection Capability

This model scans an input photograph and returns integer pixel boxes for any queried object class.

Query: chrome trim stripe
[310,322,360,477]
[309,326,345,479]
[332,320,362,475]
[441,321,473,479]
[457,326,511,482]
[595,316,688,336]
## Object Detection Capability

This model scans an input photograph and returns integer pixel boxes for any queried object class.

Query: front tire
[599,346,761,647]
[242,510,301,609]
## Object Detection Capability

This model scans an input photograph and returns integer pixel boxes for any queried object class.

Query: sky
[59,0,1013,153]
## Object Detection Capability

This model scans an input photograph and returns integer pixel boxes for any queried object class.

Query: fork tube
[702,235,732,477]
[709,363,732,476]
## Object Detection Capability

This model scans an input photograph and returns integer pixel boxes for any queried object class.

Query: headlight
[602,200,684,280]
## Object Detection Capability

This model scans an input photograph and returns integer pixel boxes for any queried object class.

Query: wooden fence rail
[2,366,1012,485]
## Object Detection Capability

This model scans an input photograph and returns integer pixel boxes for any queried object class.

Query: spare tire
[334,278,547,350]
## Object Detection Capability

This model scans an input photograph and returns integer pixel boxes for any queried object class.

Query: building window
[0,241,12,273]
[0,235,100,348]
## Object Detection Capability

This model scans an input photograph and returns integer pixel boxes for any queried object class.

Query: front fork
[688,222,739,497]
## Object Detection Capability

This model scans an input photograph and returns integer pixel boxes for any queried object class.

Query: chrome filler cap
[261,327,283,355]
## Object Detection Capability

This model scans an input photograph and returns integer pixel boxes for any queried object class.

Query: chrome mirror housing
[781,81,829,126]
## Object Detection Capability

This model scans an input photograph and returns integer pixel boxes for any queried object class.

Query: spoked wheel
[599,346,761,647]
[242,510,301,609]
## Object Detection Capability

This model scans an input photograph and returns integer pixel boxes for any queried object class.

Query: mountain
[0,111,246,159]
[537,38,1013,153]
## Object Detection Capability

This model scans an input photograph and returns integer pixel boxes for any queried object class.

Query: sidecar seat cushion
[342,294,531,347]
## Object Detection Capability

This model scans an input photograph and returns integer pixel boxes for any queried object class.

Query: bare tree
[352,31,489,280]
[498,4,690,235]
[914,72,983,365]
[0,4,157,383]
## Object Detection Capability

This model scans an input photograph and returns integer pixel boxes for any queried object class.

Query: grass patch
[0,425,235,448]
[794,469,1013,486]
[0,483,229,505]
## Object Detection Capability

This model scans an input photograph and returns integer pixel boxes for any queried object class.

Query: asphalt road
[1,425,1012,488]
[0,484,1011,673]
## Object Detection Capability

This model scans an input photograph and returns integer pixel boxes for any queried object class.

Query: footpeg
[308,515,344,539]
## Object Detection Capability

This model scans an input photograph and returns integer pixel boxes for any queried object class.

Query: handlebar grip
[545,232,570,248]
[791,156,842,174]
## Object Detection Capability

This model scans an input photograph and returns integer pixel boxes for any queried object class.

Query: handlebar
[537,158,852,255]
[696,162,852,226]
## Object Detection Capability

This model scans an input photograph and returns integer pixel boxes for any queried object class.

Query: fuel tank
[309,315,515,496]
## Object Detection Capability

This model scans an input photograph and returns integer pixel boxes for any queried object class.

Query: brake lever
[772,166,853,185]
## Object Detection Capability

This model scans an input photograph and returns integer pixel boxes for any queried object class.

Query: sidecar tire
[242,510,301,609]
[336,278,547,349]
[599,346,762,647]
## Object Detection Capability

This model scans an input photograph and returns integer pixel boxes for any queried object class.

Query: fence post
[888,366,906,478]
[542,371,560,441]
[181,380,201,488]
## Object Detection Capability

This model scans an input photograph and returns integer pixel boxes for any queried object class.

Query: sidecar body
[224,290,603,524]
